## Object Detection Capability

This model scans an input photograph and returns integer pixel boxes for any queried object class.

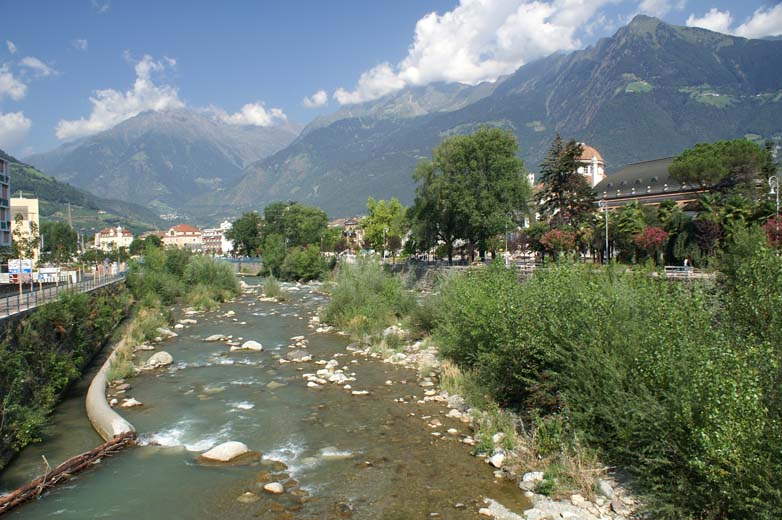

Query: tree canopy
[409,127,530,261]
[669,139,775,195]
[225,211,263,256]
[40,221,77,263]
[361,197,407,253]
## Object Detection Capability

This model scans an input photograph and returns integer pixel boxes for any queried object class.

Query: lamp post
[770,176,780,242]
[382,227,388,262]
[598,199,609,264]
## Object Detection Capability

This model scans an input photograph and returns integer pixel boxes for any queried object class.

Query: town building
[329,217,366,250]
[0,157,10,247]
[202,220,234,256]
[94,225,134,251]
[10,197,40,262]
[594,157,704,209]
[577,144,607,188]
[163,224,202,250]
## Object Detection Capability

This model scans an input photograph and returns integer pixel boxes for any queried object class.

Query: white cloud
[334,0,615,105]
[55,54,184,140]
[19,56,57,77]
[91,0,110,13]
[735,4,782,38]
[0,112,32,149]
[214,102,287,126]
[686,5,782,38]
[686,8,733,33]
[72,39,89,51]
[0,66,26,101]
[302,89,328,108]
[6,41,17,54]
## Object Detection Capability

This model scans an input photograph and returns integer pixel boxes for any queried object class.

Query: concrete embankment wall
[85,338,135,442]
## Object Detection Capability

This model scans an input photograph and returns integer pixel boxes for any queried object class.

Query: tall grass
[321,259,415,339]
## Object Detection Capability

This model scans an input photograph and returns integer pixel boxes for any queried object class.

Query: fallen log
[0,431,135,516]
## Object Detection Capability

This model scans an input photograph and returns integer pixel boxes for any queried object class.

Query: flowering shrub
[540,229,577,257]
[633,226,668,263]
[762,215,782,248]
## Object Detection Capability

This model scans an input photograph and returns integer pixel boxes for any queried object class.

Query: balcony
[0,199,8,208]
[0,174,8,184]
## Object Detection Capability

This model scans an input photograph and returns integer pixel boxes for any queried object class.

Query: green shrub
[263,276,286,300]
[434,260,781,518]
[322,259,415,339]
[280,245,327,281]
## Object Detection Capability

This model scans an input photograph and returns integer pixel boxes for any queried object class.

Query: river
[0,279,529,519]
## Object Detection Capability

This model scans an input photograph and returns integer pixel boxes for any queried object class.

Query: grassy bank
[322,235,782,518]
[107,247,241,381]
[0,285,131,469]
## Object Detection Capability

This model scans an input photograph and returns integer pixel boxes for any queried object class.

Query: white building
[576,144,606,188]
[0,157,10,248]
[94,225,134,251]
[163,224,202,250]
[202,220,234,255]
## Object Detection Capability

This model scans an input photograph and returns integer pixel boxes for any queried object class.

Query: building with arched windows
[577,144,606,188]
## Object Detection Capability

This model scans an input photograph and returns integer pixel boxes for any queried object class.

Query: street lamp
[382,227,388,262]
[598,199,609,264]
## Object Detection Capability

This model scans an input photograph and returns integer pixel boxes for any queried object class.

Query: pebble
[263,482,285,494]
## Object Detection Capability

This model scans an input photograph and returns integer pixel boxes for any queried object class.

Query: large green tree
[409,127,530,262]
[40,221,77,263]
[535,135,594,226]
[361,197,407,253]
[225,211,263,256]
[669,139,775,195]
[262,202,328,248]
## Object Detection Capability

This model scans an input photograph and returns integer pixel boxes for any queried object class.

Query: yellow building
[10,197,40,262]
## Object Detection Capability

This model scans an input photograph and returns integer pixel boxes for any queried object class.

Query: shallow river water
[0,280,529,519]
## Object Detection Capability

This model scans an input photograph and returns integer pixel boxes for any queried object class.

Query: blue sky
[1,0,780,156]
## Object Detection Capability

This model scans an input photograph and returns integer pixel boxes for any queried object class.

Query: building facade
[0,158,10,247]
[10,197,40,262]
[577,144,607,188]
[202,220,234,256]
[94,225,134,251]
[163,224,202,250]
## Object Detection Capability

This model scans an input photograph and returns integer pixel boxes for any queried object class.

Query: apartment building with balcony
[0,157,10,247]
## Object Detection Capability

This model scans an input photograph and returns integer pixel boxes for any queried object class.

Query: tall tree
[361,197,407,253]
[40,221,77,263]
[536,135,594,226]
[11,213,39,262]
[409,127,530,262]
[262,201,328,248]
[225,211,263,256]
[669,139,774,196]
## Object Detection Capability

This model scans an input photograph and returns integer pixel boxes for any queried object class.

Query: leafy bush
[322,259,415,338]
[263,276,286,299]
[280,245,327,281]
[433,260,781,518]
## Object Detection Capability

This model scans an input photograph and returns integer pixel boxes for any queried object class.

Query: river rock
[597,479,614,499]
[180,318,197,325]
[204,334,226,342]
[266,381,286,390]
[201,441,250,462]
[230,340,263,352]
[611,496,631,516]
[174,323,184,330]
[286,350,312,362]
[145,351,173,368]
[237,491,259,503]
[263,482,285,494]
[488,452,505,468]
[121,398,142,407]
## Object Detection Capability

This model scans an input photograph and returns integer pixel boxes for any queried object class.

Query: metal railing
[0,272,126,319]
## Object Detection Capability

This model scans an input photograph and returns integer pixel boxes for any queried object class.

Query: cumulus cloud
[333,0,615,105]
[686,8,734,33]
[19,56,57,77]
[735,4,782,38]
[6,41,16,54]
[55,54,184,140]
[638,0,686,18]
[0,66,26,101]
[214,102,287,126]
[72,39,89,51]
[0,112,32,149]
[686,5,782,38]
[302,89,328,108]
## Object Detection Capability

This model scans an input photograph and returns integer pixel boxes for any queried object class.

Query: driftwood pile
[0,431,135,516]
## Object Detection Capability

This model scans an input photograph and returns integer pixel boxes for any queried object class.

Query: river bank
[1,278,537,519]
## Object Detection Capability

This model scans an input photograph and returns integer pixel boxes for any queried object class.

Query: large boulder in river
[200,441,250,462]
[230,340,263,352]
[204,334,226,342]
[144,351,173,368]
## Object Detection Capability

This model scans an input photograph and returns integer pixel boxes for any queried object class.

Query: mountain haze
[27,109,301,214]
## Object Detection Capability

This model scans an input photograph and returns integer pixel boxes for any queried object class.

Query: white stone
[145,351,173,368]
[478,508,493,517]
[204,334,226,342]
[488,452,505,468]
[263,482,284,494]
[174,323,184,330]
[351,390,369,396]
[230,340,263,352]
[492,432,506,445]
[522,471,544,482]
[201,441,250,462]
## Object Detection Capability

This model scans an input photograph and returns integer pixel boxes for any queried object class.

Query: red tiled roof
[169,224,201,234]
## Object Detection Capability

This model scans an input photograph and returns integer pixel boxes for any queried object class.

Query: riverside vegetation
[0,285,131,469]
[321,226,782,519]
[107,247,240,381]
